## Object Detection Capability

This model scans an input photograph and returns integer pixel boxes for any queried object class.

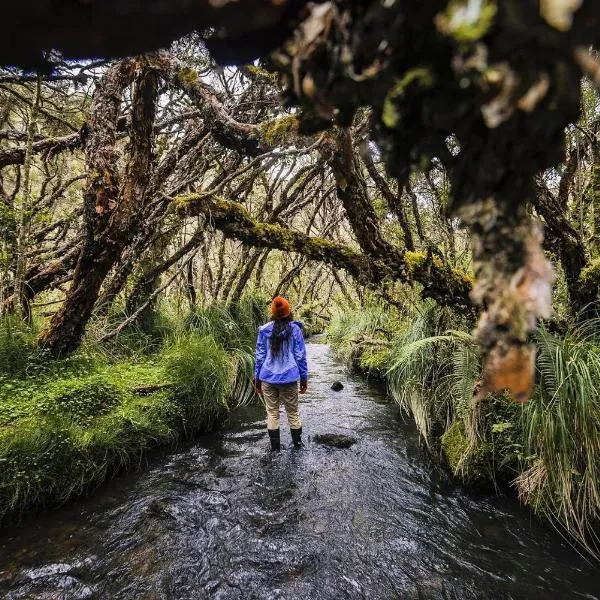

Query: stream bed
[1,343,599,599]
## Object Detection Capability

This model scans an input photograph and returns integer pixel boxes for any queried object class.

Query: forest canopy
[1,1,599,398]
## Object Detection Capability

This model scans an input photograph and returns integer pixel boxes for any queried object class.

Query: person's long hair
[270,314,293,359]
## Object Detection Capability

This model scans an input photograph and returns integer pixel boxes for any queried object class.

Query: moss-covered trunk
[38,59,159,355]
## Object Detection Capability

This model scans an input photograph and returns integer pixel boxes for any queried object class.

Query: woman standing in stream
[254,296,308,451]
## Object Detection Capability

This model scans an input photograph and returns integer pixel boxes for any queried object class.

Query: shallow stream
[1,343,599,599]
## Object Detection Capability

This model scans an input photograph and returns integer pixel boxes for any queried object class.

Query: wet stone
[313,433,357,448]
[147,498,176,519]
[331,381,344,391]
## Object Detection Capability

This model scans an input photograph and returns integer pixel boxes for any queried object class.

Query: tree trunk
[38,59,158,355]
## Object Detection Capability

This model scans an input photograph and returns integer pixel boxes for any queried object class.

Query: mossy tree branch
[173,193,474,311]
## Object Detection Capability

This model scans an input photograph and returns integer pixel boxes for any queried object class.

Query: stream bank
[0,344,598,599]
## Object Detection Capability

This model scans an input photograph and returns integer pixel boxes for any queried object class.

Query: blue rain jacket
[255,321,308,384]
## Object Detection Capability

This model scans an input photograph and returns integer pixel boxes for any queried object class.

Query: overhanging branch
[173,193,474,310]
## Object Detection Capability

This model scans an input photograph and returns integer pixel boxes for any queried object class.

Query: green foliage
[441,421,493,485]
[0,315,37,377]
[387,327,477,444]
[230,348,259,409]
[163,333,231,428]
[516,320,600,556]
[328,299,396,373]
[45,376,127,426]
[184,294,266,352]
[0,299,263,521]
[330,297,600,556]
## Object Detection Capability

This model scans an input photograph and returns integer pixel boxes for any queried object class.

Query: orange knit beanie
[271,296,291,319]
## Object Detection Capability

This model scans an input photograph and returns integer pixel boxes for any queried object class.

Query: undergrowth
[329,299,600,557]
[0,294,266,522]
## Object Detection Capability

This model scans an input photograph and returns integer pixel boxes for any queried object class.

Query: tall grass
[0,314,39,378]
[184,294,266,352]
[516,319,600,555]
[387,327,478,445]
[329,298,600,556]
[328,300,396,374]
[162,333,231,429]
[0,295,266,521]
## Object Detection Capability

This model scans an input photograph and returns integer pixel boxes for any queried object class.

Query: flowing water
[1,343,599,599]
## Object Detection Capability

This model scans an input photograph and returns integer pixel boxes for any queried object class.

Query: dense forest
[0,0,599,564]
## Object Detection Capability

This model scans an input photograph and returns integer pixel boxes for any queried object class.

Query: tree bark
[534,179,588,310]
[38,59,159,355]
[125,228,204,316]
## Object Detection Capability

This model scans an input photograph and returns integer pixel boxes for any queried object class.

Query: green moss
[441,421,492,485]
[382,68,434,128]
[245,64,278,82]
[579,258,600,287]
[404,250,427,275]
[435,0,497,43]
[441,421,468,472]
[213,195,253,221]
[404,251,473,288]
[255,222,297,249]
[306,236,357,257]
[258,114,300,145]
[452,266,475,287]
[176,66,199,88]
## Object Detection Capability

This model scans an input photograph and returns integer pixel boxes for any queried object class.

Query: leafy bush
[163,333,232,430]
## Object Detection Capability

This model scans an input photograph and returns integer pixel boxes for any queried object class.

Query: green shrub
[163,333,232,430]
[328,300,395,370]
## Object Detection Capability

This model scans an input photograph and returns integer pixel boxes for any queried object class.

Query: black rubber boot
[268,428,281,452]
[291,427,303,449]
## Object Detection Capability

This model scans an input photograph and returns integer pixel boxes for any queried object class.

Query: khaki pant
[262,382,302,430]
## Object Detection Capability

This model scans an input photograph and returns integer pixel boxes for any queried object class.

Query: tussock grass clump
[517,320,600,556]
[163,333,231,429]
[184,294,266,352]
[387,327,478,446]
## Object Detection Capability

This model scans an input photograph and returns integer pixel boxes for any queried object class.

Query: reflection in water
[0,344,599,599]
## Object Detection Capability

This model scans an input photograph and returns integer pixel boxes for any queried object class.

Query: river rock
[331,381,344,391]
[314,433,357,448]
